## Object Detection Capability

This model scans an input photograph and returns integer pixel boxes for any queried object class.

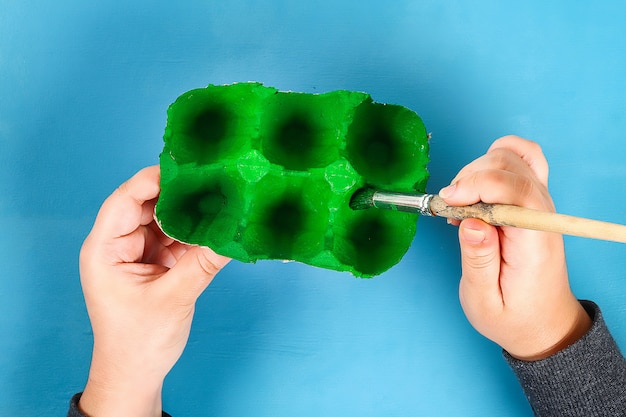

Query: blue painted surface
[1,1,625,415]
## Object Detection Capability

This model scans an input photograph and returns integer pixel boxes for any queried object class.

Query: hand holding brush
[350,160,626,244]
[396,135,597,362]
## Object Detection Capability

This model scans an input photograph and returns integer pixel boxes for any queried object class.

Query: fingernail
[439,183,457,199]
[462,227,486,244]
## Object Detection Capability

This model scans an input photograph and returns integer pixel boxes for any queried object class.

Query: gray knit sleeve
[504,301,626,416]
[67,393,173,417]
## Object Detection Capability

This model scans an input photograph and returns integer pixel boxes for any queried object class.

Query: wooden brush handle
[429,195,626,243]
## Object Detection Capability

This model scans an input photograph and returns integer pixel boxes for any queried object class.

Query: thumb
[458,219,503,312]
[165,246,231,304]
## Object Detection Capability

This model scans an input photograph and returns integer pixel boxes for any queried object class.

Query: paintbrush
[349,188,626,243]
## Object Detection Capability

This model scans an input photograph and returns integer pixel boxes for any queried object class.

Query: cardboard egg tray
[155,82,429,277]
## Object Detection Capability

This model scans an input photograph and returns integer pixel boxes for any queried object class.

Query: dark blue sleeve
[504,301,626,416]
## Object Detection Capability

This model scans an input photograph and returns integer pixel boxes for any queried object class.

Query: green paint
[155,82,429,277]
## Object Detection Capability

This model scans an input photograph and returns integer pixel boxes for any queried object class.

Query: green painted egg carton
[155,82,429,277]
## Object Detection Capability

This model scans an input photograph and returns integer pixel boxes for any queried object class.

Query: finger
[458,219,504,317]
[148,220,176,248]
[92,166,160,240]
[141,224,176,266]
[448,145,539,188]
[488,135,549,186]
[162,246,231,304]
[441,168,554,211]
[145,237,193,270]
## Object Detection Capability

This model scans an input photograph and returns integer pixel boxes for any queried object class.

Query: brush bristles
[349,188,377,210]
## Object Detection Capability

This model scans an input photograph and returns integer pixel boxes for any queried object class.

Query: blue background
[2,1,625,415]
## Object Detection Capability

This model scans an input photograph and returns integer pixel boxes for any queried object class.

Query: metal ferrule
[371,191,436,216]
